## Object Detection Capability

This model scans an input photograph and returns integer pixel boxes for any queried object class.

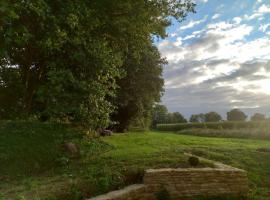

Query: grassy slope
[104,132,270,199]
[1,122,270,199]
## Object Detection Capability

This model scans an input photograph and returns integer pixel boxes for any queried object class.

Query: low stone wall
[88,162,248,200]
[88,184,154,200]
[144,165,248,199]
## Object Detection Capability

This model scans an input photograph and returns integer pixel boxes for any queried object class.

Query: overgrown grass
[1,122,270,199]
[0,121,76,178]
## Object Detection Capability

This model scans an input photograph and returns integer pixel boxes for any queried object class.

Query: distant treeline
[156,121,270,132]
[152,104,268,128]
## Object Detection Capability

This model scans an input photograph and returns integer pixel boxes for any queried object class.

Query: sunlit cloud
[245,4,270,20]
[179,16,208,30]
[157,0,270,117]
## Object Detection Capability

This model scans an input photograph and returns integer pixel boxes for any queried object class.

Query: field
[157,121,270,139]
[1,121,270,200]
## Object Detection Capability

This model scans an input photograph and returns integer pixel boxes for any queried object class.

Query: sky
[157,0,270,119]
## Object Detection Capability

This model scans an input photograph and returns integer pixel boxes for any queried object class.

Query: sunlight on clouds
[179,16,207,30]
[212,14,220,20]
[245,4,270,20]
[158,0,270,115]
[259,23,270,32]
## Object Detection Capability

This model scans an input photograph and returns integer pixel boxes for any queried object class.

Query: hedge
[156,121,270,131]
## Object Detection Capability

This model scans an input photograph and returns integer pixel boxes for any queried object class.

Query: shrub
[156,187,171,200]
[157,121,270,132]
[188,156,200,166]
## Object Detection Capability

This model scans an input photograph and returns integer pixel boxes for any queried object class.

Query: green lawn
[1,122,270,199]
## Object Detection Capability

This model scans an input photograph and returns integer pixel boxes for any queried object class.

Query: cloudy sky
[158,0,270,119]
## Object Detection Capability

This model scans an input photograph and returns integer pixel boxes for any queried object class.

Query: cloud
[158,19,270,117]
[246,4,270,20]
[259,23,270,32]
[197,0,208,3]
[179,16,208,30]
[233,17,242,24]
[212,14,220,19]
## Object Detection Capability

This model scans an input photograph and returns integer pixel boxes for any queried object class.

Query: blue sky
[158,0,270,119]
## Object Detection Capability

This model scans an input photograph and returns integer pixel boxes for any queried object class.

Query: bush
[188,156,200,166]
[177,128,270,140]
[156,121,270,132]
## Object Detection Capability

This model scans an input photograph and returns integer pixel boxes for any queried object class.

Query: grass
[156,121,270,140]
[177,128,270,140]
[1,121,270,199]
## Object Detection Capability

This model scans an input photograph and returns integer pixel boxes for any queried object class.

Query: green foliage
[111,44,165,132]
[0,66,24,119]
[227,109,247,121]
[190,113,206,123]
[190,112,222,123]
[188,156,200,166]
[1,124,270,199]
[0,0,195,129]
[152,104,169,127]
[204,112,222,122]
[251,113,266,121]
[177,128,270,140]
[156,187,171,200]
[156,121,270,134]
[0,121,74,178]
[166,112,187,124]
[151,104,187,128]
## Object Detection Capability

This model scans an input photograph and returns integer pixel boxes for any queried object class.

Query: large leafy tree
[250,113,266,121]
[0,0,195,129]
[111,44,165,132]
[227,109,247,121]
[152,104,169,128]
[166,112,187,124]
[204,111,222,122]
[189,113,205,123]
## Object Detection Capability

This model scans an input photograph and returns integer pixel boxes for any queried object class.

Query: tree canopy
[0,0,195,130]
[227,109,247,121]
[251,113,266,121]
[189,113,205,123]
[204,111,222,122]
[151,104,187,126]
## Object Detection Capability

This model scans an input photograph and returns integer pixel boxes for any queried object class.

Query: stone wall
[88,162,249,200]
[144,164,249,199]
[88,184,155,200]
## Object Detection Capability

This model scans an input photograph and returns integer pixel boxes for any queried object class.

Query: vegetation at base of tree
[0,0,195,130]
[1,121,270,199]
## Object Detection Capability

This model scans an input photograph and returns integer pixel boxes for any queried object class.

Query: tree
[0,0,195,129]
[251,113,266,121]
[151,104,169,128]
[227,109,247,121]
[190,113,205,123]
[111,44,165,131]
[205,112,222,122]
[166,112,187,123]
